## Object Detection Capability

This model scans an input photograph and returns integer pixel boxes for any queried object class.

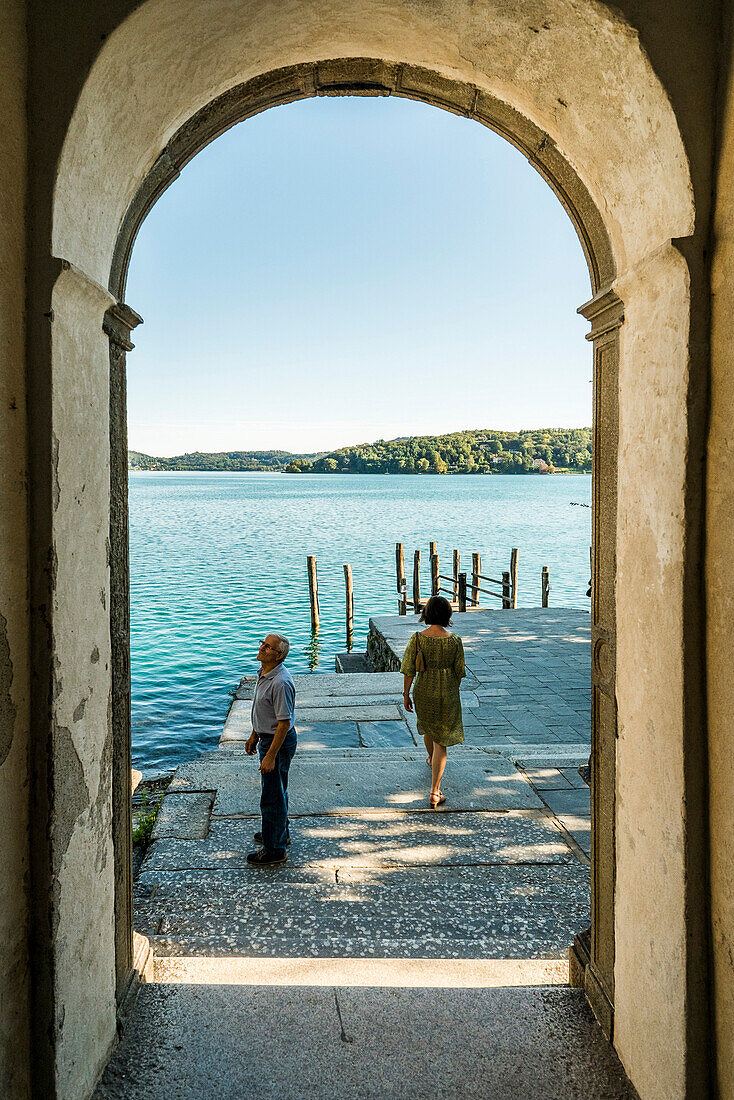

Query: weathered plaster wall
[48,265,118,1099]
[0,2,31,1097]
[708,13,734,1096]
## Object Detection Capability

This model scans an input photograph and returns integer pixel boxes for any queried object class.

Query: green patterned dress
[401,632,466,746]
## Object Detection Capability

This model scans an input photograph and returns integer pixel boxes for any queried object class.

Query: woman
[401,594,466,807]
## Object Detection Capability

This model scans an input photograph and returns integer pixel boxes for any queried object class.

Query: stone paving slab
[358,719,415,748]
[94,983,638,1100]
[235,672,405,700]
[135,863,590,959]
[297,703,404,721]
[151,792,214,841]
[522,767,575,791]
[140,811,576,873]
[295,722,361,749]
[292,693,403,710]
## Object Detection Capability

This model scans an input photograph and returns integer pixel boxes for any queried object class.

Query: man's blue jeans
[258,728,297,856]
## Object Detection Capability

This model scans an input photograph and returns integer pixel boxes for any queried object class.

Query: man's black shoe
[253,831,291,846]
[247,847,287,866]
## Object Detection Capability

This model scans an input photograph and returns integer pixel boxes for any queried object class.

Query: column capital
[578,286,624,341]
[103,302,143,351]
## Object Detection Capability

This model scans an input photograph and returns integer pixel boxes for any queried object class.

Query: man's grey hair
[271,633,290,660]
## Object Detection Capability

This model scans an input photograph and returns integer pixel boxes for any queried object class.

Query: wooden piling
[471,552,481,607]
[307,555,320,630]
[510,548,519,609]
[431,552,439,597]
[458,572,467,613]
[412,549,421,614]
[396,542,405,594]
[343,564,354,649]
[502,570,511,610]
[429,540,437,559]
[398,580,407,616]
[453,550,460,602]
[542,565,550,608]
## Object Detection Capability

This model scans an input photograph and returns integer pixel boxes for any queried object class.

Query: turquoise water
[129,472,591,774]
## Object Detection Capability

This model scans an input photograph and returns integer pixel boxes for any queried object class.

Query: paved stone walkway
[95,609,636,1097]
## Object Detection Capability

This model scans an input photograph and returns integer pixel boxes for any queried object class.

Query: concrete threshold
[153,955,569,987]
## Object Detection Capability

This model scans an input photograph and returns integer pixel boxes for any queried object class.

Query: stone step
[144,810,578,869]
[334,650,372,673]
[151,955,569,987]
[169,752,545,816]
[135,862,590,960]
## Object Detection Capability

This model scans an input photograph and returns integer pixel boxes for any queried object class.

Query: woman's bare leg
[424,734,434,767]
[431,744,447,795]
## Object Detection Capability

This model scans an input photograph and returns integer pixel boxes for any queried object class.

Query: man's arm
[259,719,291,772]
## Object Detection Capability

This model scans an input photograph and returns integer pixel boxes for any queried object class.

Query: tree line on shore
[128,428,592,474]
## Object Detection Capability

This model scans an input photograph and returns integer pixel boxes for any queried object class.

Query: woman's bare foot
[429,790,446,808]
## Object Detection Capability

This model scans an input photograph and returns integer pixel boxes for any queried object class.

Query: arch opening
[110,63,618,1046]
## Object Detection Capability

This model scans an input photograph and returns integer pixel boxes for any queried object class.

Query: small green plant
[132,788,164,848]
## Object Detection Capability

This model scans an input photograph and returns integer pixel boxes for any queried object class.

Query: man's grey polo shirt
[251,662,296,736]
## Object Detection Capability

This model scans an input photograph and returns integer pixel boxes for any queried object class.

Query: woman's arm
[400,634,417,712]
[403,673,414,712]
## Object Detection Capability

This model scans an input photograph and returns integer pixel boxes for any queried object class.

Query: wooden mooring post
[396,542,405,594]
[471,553,481,607]
[510,548,519,609]
[343,564,354,649]
[398,580,408,615]
[453,550,460,602]
[307,555,320,630]
[431,552,439,597]
[413,549,421,614]
[458,572,467,613]
[429,540,437,560]
[502,570,511,609]
[542,565,550,608]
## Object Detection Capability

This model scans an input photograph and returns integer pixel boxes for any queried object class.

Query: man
[245,632,297,866]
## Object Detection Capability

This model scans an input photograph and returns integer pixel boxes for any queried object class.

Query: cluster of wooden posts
[305,546,556,650]
[395,544,553,614]
[395,542,521,615]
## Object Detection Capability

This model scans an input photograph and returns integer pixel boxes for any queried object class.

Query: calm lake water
[129,472,591,774]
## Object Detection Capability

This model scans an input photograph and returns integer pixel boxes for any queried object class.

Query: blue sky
[126,95,592,456]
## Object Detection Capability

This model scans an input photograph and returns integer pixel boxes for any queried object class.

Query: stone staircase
[135,610,593,970]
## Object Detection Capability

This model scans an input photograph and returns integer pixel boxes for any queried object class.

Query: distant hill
[128,449,297,471]
[129,428,591,474]
[283,427,591,474]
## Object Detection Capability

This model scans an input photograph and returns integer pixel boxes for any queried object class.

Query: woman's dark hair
[420,595,452,627]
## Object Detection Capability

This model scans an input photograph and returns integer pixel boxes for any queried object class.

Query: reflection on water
[305,629,321,671]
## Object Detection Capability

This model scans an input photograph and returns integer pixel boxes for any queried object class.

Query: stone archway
[104,52,622,1037]
[35,4,702,1098]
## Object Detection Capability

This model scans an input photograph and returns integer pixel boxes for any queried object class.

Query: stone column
[570,287,623,1040]
[102,302,142,1007]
